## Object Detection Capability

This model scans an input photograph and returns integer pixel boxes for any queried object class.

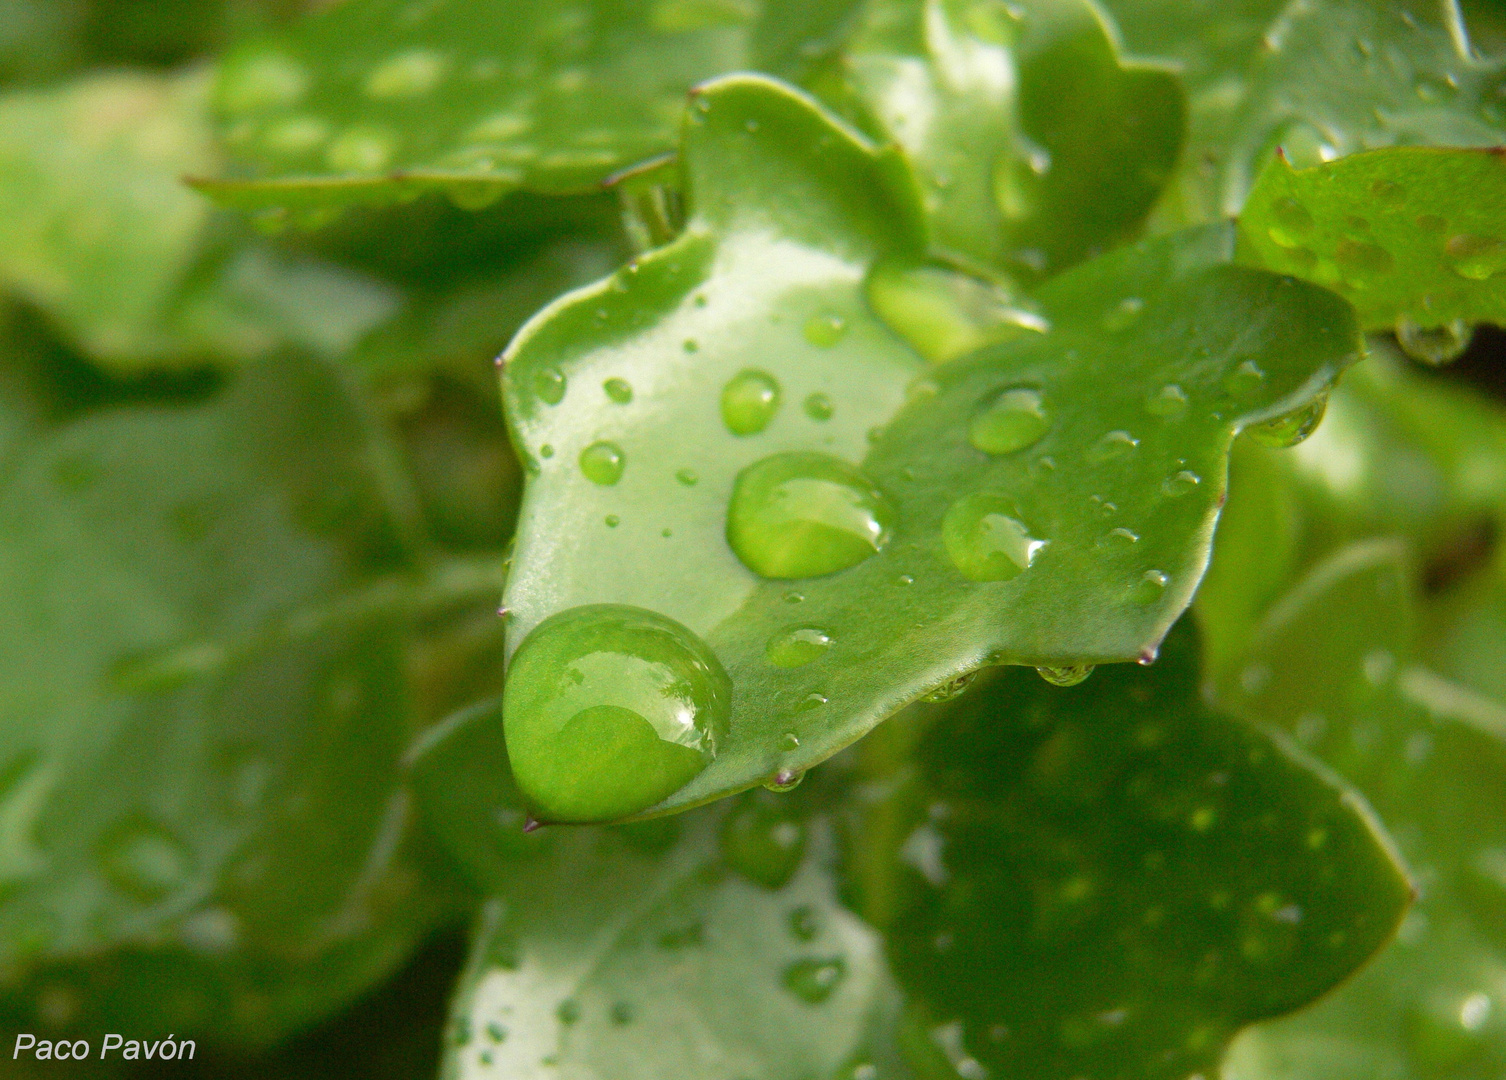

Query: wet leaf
[836,0,1184,277]
[195,0,861,213]
[848,622,1411,1080]
[1239,147,1506,333]
[439,808,902,1080]
[1218,541,1506,1080]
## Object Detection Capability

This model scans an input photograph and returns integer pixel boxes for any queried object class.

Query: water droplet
[611,1002,634,1025]
[1370,179,1406,204]
[1131,570,1169,606]
[676,469,699,487]
[540,444,555,458]
[534,367,567,404]
[1147,384,1188,417]
[803,313,848,348]
[661,527,673,538]
[1103,296,1145,331]
[766,627,834,668]
[1266,197,1314,247]
[326,125,397,172]
[942,493,1045,582]
[604,514,620,528]
[969,386,1050,455]
[783,957,847,1004]
[1162,470,1201,496]
[1087,430,1139,464]
[502,605,732,822]
[788,905,819,941]
[580,441,625,485]
[721,796,807,888]
[766,768,806,791]
[1335,238,1395,284]
[727,453,894,578]
[1445,234,1506,280]
[922,673,976,702]
[101,821,193,901]
[1038,665,1094,687]
[793,694,827,714]
[604,377,633,404]
[721,370,782,436]
[1248,389,1329,447]
[803,393,834,422]
[556,999,580,1025]
[221,51,308,113]
[785,592,805,604]
[1099,527,1140,548]
[365,49,448,99]
[1396,317,1472,366]
[1223,360,1266,398]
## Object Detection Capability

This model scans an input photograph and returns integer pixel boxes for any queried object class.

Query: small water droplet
[780,732,801,751]
[942,493,1045,582]
[721,370,782,436]
[1248,389,1329,447]
[556,999,581,1025]
[101,820,193,901]
[788,904,819,941]
[1223,360,1266,398]
[1098,527,1140,548]
[969,386,1050,455]
[365,49,448,99]
[1162,470,1201,496]
[1147,384,1188,417]
[803,313,848,348]
[1445,234,1506,280]
[785,592,805,604]
[1131,570,1169,606]
[540,444,555,458]
[604,514,620,528]
[683,339,699,353]
[604,377,633,404]
[1370,179,1406,204]
[766,627,834,668]
[922,673,976,703]
[1103,296,1144,331]
[1267,197,1315,247]
[611,1002,634,1025]
[1087,430,1139,464]
[793,694,827,715]
[676,469,699,486]
[744,118,760,133]
[1396,317,1472,366]
[1038,665,1094,687]
[783,957,847,1003]
[534,367,567,404]
[727,453,894,578]
[897,573,915,586]
[1334,238,1395,284]
[580,441,625,485]
[803,393,834,421]
[766,768,806,791]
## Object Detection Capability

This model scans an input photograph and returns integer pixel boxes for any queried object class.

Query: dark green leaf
[1217,541,1506,1080]
[847,622,1411,1080]
[196,0,862,213]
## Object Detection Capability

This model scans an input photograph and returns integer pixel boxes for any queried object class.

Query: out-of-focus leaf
[1219,541,1506,1080]
[0,0,86,88]
[835,0,1184,277]
[195,0,863,213]
[439,807,904,1080]
[1098,0,1285,89]
[0,357,499,1044]
[847,623,1410,1080]
[1238,147,1506,333]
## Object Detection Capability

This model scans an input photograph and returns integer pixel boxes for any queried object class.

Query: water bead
[579,441,625,485]
[782,957,847,1003]
[1037,665,1094,687]
[727,452,894,579]
[766,627,835,668]
[721,369,782,436]
[1395,317,1472,366]
[502,605,731,822]
[1444,234,1506,281]
[969,386,1050,455]
[942,493,1045,583]
[1147,385,1188,418]
[803,393,835,422]
[1248,390,1329,448]
[803,313,848,348]
[1087,430,1139,464]
[1266,197,1314,248]
[603,377,633,404]
[534,367,567,405]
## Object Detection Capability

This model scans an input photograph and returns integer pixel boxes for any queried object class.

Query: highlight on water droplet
[766,627,834,668]
[580,441,625,485]
[1098,526,1140,548]
[780,732,801,751]
[803,313,848,348]
[1248,389,1329,448]
[969,386,1050,455]
[1266,197,1314,248]
[1131,570,1170,606]
[534,367,567,404]
[721,369,781,436]
[942,493,1045,583]
[100,820,193,901]
[766,768,806,792]
[803,393,834,422]
[783,957,847,1004]
[502,604,732,822]
[1037,665,1094,687]
[1223,360,1266,398]
[1087,430,1140,464]
[922,672,976,703]
[1445,234,1506,280]
[1396,316,1472,366]
[727,452,894,579]
[604,377,633,404]
[1162,470,1201,497]
[1147,384,1189,418]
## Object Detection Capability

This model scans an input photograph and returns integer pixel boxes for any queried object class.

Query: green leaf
[439,806,903,1080]
[1217,541,1506,1080]
[1238,147,1506,334]
[846,622,1411,1080]
[835,0,1184,277]
[0,357,478,1044]
[499,73,1362,822]
[196,0,862,213]
[1098,0,1285,90]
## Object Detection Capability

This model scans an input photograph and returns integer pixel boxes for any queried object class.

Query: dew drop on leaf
[1130,570,1170,606]
[780,732,800,751]
[603,377,633,404]
[969,386,1050,455]
[1087,430,1140,464]
[788,905,819,941]
[1266,197,1315,247]
[1395,316,1473,366]
[579,441,625,485]
[675,469,698,487]
[364,49,448,99]
[1334,238,1395,284]
[1444,233,1506,280]
[534,367,567,404]
[1037,665,1094,687]
[1223,361,1267,398]
[1146,384,1189,417]
[721,369,782,435]
[942,493,1045,583]
[1248,390,1329,448]
[803,313,848,347]
[782,957,847,1003]
[501,604,731,822]
[803,393,834,421]
[727,452,894,578]
[765,627,834,668]
[1162,470,1201,497]
[923,673,977,702]
[721,796,807,889]
[765,768,806,792]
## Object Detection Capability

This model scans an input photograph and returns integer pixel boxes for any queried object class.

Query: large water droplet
[1248,390,1329,447]
[579,441,625,485]
[101,820,193,901]
[969,386,1050,455]
[766,627,834,668]
[783,957,847,1004]
[1266,197,1314,248]
[942,494,1045,582]
[721,370,782,436]
[803,393,834,422]
[803,313,848,348]
[1396,317,1473,366]
[727,453,894,579]
[766,769,806,792]
[721,795,807,889]
[604,377,633,404]
[534,367,567,404]
[1038,665,1094,687]
[1445,234,1506,280]
[922,673,976,702]
[502,605,731,822]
